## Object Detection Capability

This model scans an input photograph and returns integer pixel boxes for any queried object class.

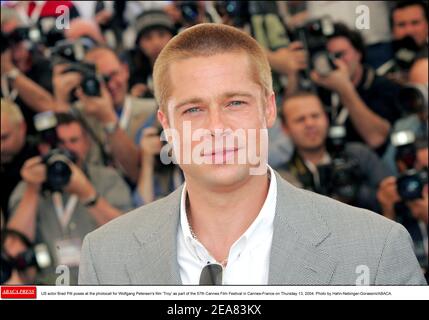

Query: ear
[158,109,170,129]
[265,92,277,128]
[158,108,173,144]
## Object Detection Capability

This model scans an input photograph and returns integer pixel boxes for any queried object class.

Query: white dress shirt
[177,166,277,285]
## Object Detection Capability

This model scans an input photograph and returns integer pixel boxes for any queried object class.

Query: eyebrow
[174,91,255,110]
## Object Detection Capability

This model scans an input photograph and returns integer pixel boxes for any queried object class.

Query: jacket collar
[126,171,337,285]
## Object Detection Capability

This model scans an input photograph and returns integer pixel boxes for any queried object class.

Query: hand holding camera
[52,63,82,108]
[75,83,117,125]
[63,162,97,202]
[20,156,47,191]
[268,41,308,75]
[310,58,352,94]
[140,127,163,160]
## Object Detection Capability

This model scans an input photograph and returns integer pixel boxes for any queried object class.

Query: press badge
[55,238,82,267]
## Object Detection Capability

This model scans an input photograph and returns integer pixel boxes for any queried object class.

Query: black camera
[42,148,77,192]
[215,1,250,27]
[397,169,428,201]
[292,17,337,90]
[1,27,42,53]
[319,126,361,202]
[1,229,51,285]
[51,40,103,97]
[391,131,428,201]
[33,112,78,192]
[296,17,337,75]
[178,1,200,25]
[63,62,103,97]
[392,36,421,70]
[1,22,64,52]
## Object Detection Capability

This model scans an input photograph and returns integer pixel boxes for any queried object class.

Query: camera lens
[82,75,101,96]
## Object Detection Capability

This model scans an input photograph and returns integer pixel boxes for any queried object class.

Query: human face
[327,36,361,78]
[85,51,129,109]
[283,95,329,153]
[0,114,26,164]
[56,123,90,166]
[139,28,173,63]
[393,5,428,47]
[158,52,276,190]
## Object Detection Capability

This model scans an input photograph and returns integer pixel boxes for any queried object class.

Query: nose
[206,108,227,136]
[304,116,316,127]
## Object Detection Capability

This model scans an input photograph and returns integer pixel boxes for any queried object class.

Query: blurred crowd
[0,1,427,284]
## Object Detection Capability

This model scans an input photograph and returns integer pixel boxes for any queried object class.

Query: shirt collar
[179,165,277,263]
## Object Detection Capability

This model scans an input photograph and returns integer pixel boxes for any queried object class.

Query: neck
[298,146,327,165]
[185,169,270,262]
[351,64,363,86]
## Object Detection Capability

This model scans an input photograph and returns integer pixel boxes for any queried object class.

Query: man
[79,24,426,285]
[383,57,429,174]
[125,10,176,98]
[391,0,428,49]
[6,113,132,284]
[1,7,56,134]
[311,23,403,154]
[134,125,183,206]
[379,1,428,81]
[53,47,157,182]
[377,138,428,279]
[278,92,391,212]
[1,99,39,222]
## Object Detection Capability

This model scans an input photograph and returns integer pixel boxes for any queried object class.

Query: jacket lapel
[126,187,183,285]
[269,172,338,285]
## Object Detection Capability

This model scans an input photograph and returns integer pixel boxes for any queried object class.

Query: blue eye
[184,107,201,114]
[228,101,245,107]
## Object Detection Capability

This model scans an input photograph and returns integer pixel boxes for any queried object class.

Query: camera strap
[331,93,349,126]
[1,76,18,102]
[52,192,79,232]
[118,96,133,130]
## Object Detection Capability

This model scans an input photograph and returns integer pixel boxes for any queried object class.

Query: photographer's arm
[136,128,161,204]
[337,83,390,148]
[65,164,122,226]
[2,50,55,112]
[75,87,140,182]
[6,157,45,242]
[311,60,390,148]
[265,42,307,96]
[376,176,400,221]
[52,64,82,111]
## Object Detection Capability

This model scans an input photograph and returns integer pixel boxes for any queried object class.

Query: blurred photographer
[5,112,132,284]
[164,1,214,30]
[383,57,428,174]
[52,46,157,182]
[279,92,391,211]
[1,7,56,134]
[134,123,183,206]
[309,23,403,154]
[378,1,428,82]
[123,10,176,99]
[1,99,39,223]
[377,132,428,275]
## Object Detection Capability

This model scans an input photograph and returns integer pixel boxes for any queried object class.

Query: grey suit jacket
[78,172,426,285]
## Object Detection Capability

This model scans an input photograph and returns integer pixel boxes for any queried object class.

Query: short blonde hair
[153,23,272,111]
[1,98,24,125]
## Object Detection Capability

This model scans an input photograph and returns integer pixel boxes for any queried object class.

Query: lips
[201,147,240,164]
[202,147,239,156]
